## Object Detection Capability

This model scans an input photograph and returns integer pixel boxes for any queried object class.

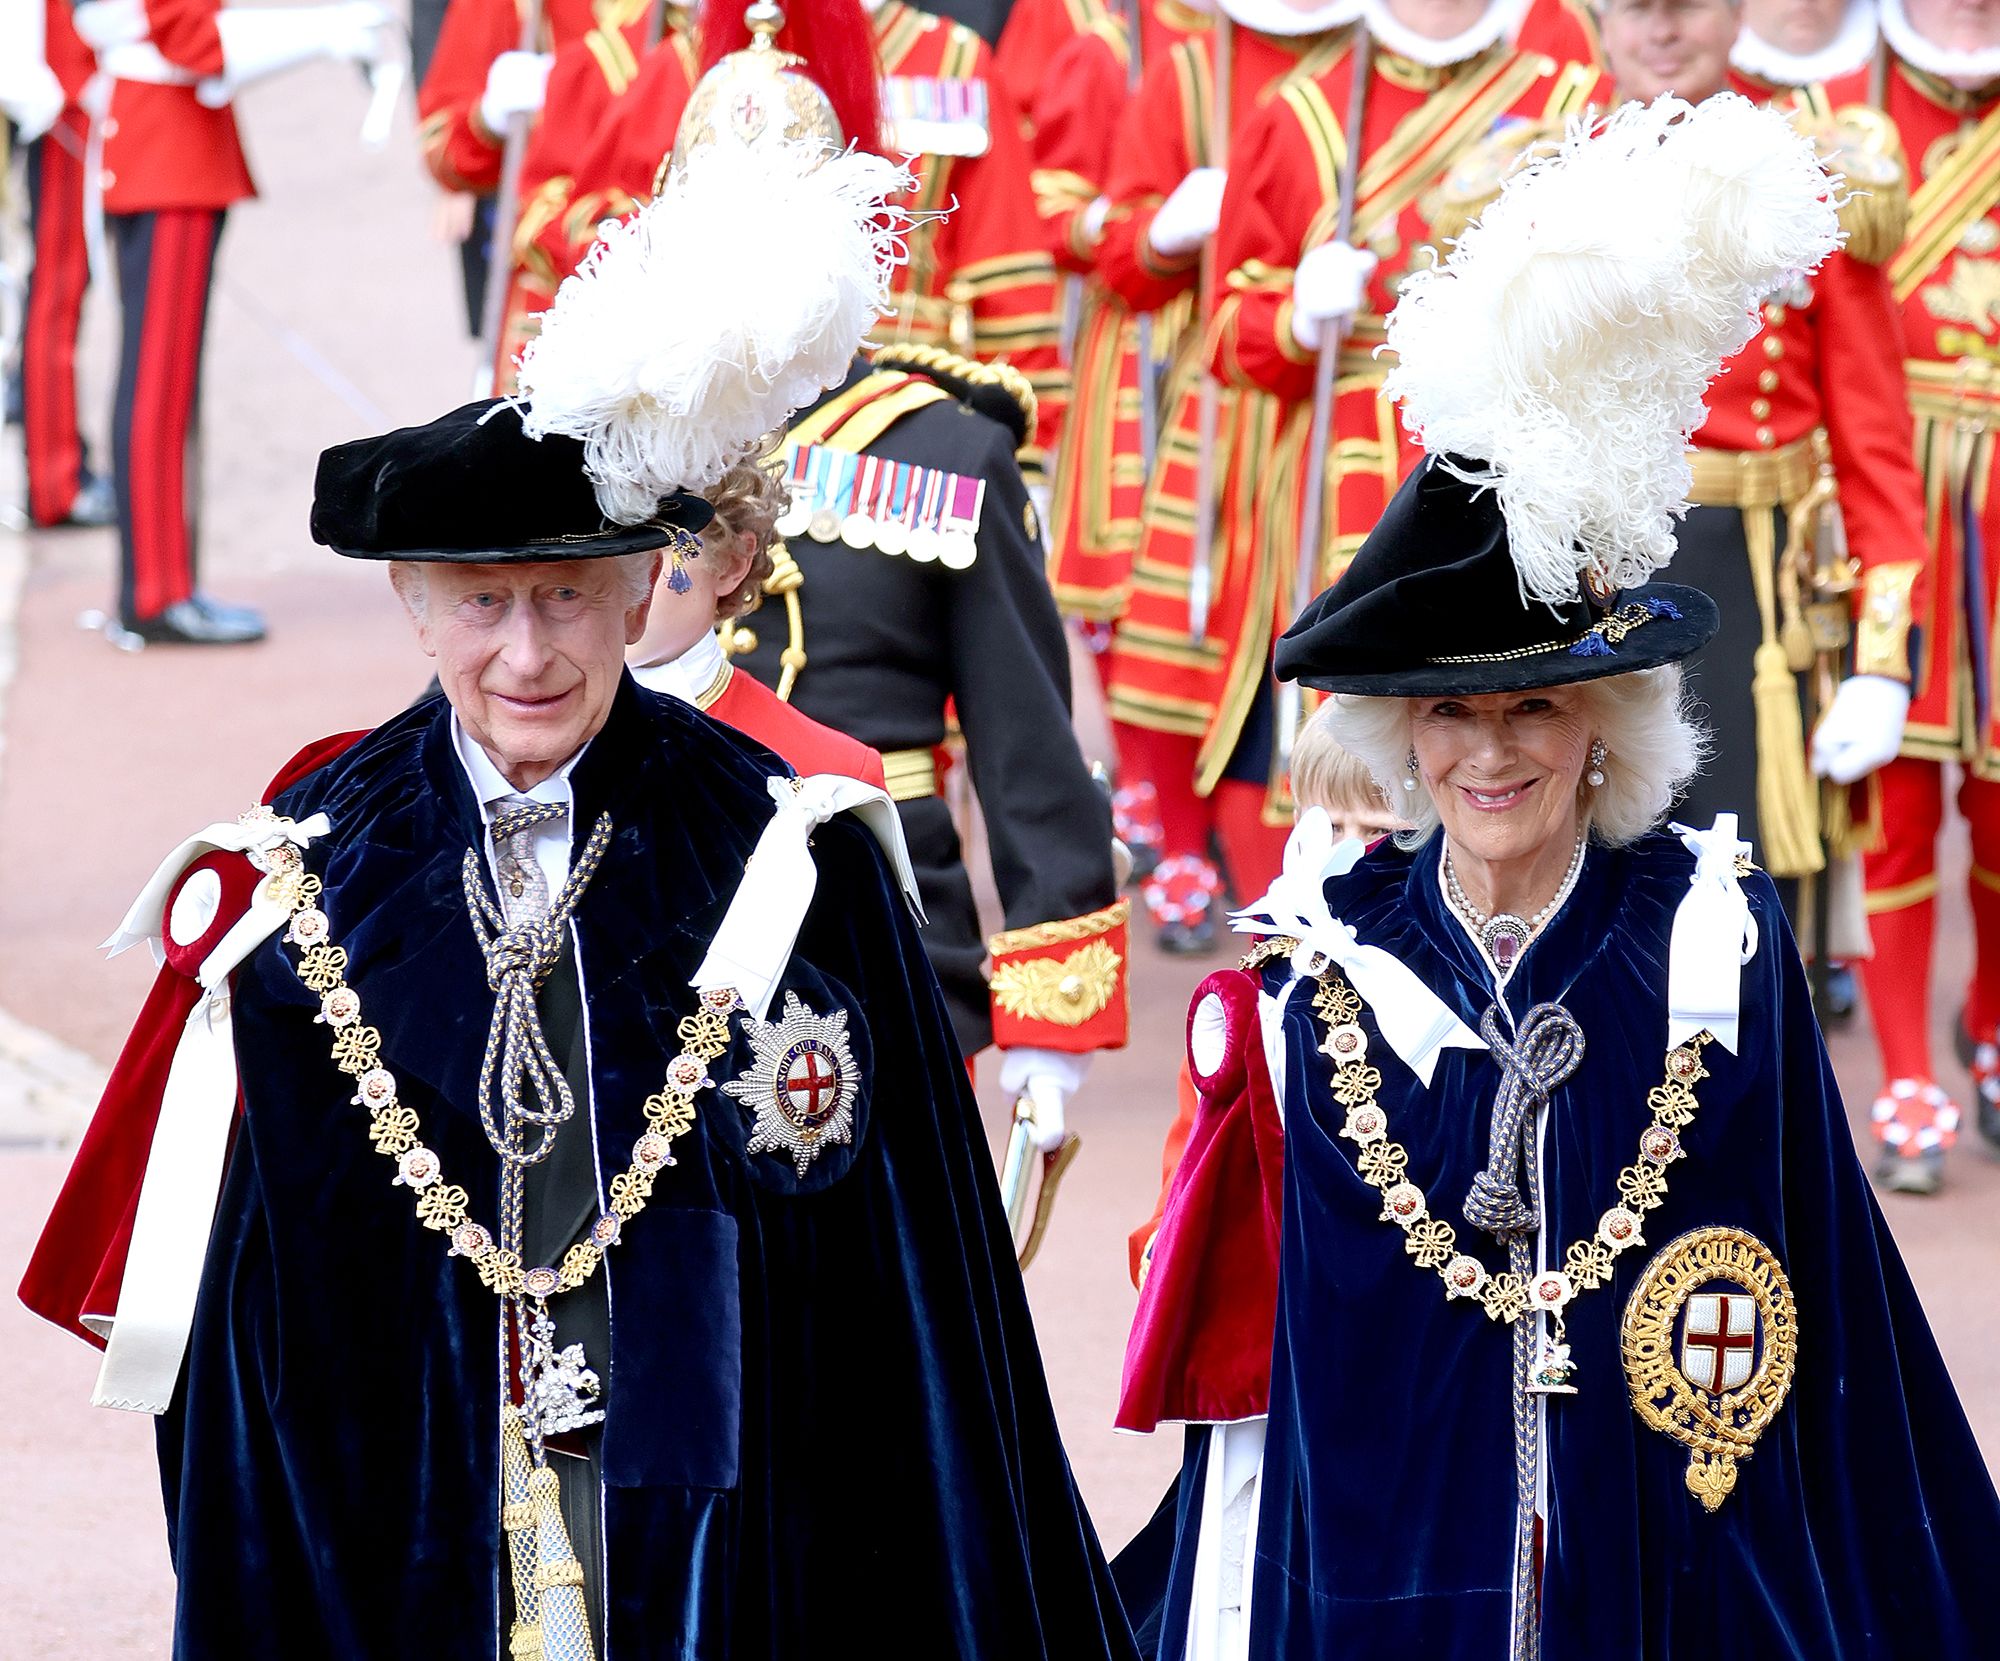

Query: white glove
[196,3,389,107]
[1147,167,1227,259]
[479,49,554,134]
[0,62,65,142]
[998,1048,1091,1152]
[1079,194,1111,246]
[1289,241,1379,351]
[1810,673,1911,784]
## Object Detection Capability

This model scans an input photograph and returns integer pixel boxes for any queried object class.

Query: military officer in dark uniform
[736,340,1130,1139]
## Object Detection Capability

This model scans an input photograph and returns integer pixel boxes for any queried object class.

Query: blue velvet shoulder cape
[157,674,1137,1661]
[1246,830,2000,1660]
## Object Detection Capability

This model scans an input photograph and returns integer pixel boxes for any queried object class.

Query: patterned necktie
[491,796,564,927]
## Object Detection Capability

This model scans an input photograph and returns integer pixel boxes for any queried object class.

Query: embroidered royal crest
[1621,1226,1798,1512]
[723,992,861,1175]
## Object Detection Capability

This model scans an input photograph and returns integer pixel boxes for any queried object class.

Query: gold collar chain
[253,826,730,1306]
[1310,968,1715,1377]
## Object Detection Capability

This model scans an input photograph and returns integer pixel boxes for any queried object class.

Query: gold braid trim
[1853,560,1920,682]
[988,898,1130,956]
[869,342,1039,447]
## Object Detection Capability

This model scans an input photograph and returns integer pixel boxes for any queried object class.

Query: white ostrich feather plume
[514,138,914,525]
[1382,93,1841,607]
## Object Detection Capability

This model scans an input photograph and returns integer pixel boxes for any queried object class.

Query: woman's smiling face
[1409,687,1593,873]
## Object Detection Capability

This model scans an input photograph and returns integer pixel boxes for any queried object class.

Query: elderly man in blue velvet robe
[21,109,1140,1661]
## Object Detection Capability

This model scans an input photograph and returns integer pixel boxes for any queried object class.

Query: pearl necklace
[1442,833,1586,973]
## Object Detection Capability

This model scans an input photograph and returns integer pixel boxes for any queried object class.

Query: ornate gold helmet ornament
[665,0,859,180]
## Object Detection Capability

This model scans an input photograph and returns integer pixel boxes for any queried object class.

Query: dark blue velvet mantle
[1241,831,2000,1660]
[157,674,1137,1661]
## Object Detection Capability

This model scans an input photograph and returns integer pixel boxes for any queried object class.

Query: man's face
[402,558,657,789]
[1603,0,1742,102]
[1905,0,2000,53]
[1743,0,1847,53]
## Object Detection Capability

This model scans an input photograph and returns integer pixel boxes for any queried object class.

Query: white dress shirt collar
[449,711,587,897]
[630,629,731,707]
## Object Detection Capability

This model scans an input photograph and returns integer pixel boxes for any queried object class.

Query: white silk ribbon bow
[1231,809,1486,1087]
[691,776,922,1021]
[1667,814,1759,1056]
[92,809,330,1414]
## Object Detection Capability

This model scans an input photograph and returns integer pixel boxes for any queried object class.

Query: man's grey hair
[388,551,658,620]
[1319,665,1710,849]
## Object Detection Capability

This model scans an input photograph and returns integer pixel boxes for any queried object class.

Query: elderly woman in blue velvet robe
[1119,89,2000,1659]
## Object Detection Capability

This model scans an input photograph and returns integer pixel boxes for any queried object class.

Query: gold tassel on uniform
[1744,506,1824,878]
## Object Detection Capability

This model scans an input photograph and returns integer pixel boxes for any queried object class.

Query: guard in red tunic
[1843,0,2000,1182]
[995,0,1108,129]
[68,0,387,644]
[491,6,698,381]
[1033,0,1210,881]
[7,0,114,529]
[1105,0,1601,950]
[859,0,1069,478]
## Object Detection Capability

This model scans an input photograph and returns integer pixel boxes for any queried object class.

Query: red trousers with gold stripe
[110,208,223,625]
[1859,754,2000,1084]
[23,109,93,528]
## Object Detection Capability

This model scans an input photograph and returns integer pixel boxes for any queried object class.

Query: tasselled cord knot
[461,807,615,1170]
[1463,1001,1585,1242]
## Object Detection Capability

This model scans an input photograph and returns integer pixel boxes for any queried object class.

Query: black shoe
[3,366,21,428]
[1979,1090,2000,1152]
[52,471,118,529]
[1873,1145,1945,1196]
[1157,914,1218,956]
[123,595,268,646]
[1816,964,1857,1027]
[1955,1006,1979,1072]
[1124,838,1162,887]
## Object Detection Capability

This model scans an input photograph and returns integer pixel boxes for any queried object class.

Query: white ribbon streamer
[90,810,331,1414]
[90,987,241,1411]
[1231,810,1486,1087]
[1667,815,1759,1055]
[691,776,921,1021]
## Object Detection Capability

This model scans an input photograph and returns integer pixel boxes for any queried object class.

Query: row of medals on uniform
[777,444,985,568]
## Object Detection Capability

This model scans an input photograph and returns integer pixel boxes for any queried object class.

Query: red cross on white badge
[1681,1290,1758,1393]
[781,1043,841,1128]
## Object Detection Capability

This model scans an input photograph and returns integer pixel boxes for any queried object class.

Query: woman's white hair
[1318,666,1709,849]
[389,550,658,619]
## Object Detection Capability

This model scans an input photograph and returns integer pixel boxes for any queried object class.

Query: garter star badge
[723,992,860,1176]
[1621,1226,1798,1512]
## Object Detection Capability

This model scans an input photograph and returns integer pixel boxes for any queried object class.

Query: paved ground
[2,59,1997,1660]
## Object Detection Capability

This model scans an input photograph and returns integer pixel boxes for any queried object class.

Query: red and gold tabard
[493,10,697,383]
[1094,14,1354,750]
[1691,73,1929,690]
[1034,0,1210,621]
[1875,58,2000,772]
[874,0,1068,475]
[1111,30,1601,794]
[995,0,1108,137]
[416,0,616,195]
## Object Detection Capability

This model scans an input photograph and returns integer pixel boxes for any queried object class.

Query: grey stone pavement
[2,58,1996,1661]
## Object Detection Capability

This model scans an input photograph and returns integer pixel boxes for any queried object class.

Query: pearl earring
[1403,748,1419,792]
[1586,739,1608,789]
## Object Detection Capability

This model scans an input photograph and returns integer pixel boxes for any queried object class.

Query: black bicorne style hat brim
[310,398,714,562]
[1275,457,1720,698]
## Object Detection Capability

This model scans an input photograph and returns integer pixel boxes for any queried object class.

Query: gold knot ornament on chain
[1310,967,1716,1394]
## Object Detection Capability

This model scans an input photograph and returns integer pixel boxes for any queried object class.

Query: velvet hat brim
[1274,457,1719,698]
[310,399,714,562]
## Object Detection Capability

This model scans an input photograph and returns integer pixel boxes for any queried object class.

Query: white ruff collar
[631,627,728,705]
[1879,0,2000,86]
[1221,0,1365,38]
[1731,1,1881,84]
[1361,0,1523,66]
